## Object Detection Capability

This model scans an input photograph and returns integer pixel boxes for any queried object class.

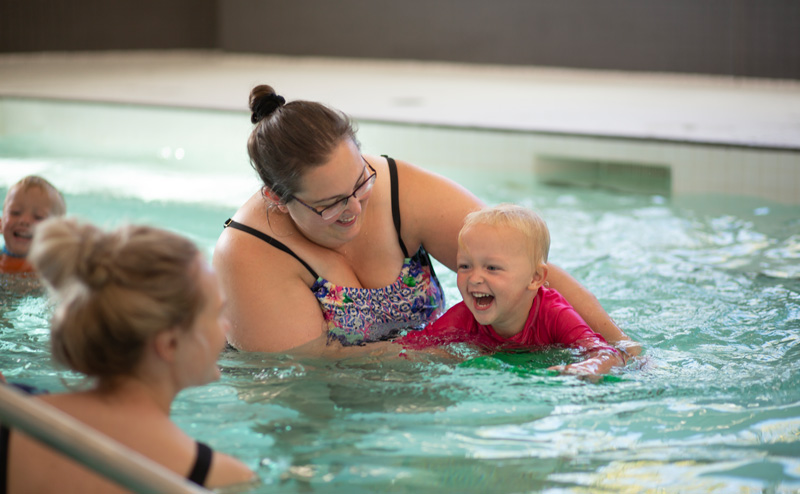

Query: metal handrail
[0,384,211,494]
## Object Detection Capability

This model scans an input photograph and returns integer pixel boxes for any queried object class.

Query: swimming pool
[1,99,800,493]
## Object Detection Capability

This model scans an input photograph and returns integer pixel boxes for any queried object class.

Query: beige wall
[1,0,798,79]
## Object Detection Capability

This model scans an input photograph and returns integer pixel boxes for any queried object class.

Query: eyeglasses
[290,156,377,221]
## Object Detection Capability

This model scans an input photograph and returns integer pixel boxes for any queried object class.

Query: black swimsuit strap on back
[224,218,320,280]
[187,441,213,487]
[0,431,213,490]
[384,155,410,258]
[0,431,213,491]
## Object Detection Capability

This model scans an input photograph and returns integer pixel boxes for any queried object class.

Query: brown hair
[247,84,359,202]
[459,203,551,267]
[4,175,66,216]
[29,218,204,379]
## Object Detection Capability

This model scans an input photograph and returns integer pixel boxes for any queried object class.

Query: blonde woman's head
[29,218,204,380]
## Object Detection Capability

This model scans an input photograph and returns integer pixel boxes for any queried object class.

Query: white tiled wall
[358,121,800,205]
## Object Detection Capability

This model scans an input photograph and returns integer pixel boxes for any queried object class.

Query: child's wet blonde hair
[4,175,66,216]
[459,203,550,268]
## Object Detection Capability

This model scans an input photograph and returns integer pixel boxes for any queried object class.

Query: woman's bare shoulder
[390,157,484,269]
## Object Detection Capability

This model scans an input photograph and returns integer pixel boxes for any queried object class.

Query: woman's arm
[213,225,327,353]
[207,451,257,489]
[395,158,639,355]
[546,264,640,355]
[545,294,629,376]
[395,159,484,271]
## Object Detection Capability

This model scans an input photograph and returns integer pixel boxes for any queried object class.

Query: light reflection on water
[1,157,799,493]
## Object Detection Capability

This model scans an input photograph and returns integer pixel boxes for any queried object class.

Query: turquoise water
[1,101,800,493]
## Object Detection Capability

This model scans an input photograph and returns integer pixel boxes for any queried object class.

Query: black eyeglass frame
[289,156,377,221]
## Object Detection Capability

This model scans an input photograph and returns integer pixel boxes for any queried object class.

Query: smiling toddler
[401,203,625,376]
[1,176,66,273]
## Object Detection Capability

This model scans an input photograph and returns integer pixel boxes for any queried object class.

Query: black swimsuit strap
[0,426,213,491]
[384,155,410,258]
[1,418,213,490]
[187,441,213,487]
[224,219,320,280]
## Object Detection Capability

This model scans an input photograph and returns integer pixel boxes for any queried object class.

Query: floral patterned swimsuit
[224,156,445,346]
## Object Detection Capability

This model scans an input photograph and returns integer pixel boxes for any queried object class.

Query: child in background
[1,176,66,273]
[400,203,626,376]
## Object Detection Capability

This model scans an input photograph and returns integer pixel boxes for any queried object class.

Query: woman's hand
[549,348,626,378]
[546,264,640,356]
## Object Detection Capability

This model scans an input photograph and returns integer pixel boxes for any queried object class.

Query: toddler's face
[456,223,544,337]
[1,186,56,256]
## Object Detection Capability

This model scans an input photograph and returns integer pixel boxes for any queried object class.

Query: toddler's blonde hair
[4,175,66,216]
[459,203,550,268]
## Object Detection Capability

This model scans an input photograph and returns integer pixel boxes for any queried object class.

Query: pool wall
[2,97,799,205]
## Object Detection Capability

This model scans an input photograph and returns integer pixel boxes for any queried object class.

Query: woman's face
[285,139,374,248]
[174,259,229,388]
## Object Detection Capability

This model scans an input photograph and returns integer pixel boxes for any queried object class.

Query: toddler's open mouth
[472,292,494,309]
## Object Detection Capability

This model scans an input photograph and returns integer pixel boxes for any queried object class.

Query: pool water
[2,112,800,493]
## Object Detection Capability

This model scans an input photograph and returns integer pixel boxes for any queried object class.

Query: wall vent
[534,156,671,196]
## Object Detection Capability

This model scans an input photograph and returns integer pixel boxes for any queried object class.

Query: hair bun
[72,233,117,290]
[250,85,285,124]
[80,258,113,289]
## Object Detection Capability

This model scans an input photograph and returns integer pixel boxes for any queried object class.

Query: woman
[214,84,634,354]
[2,218,254,493]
